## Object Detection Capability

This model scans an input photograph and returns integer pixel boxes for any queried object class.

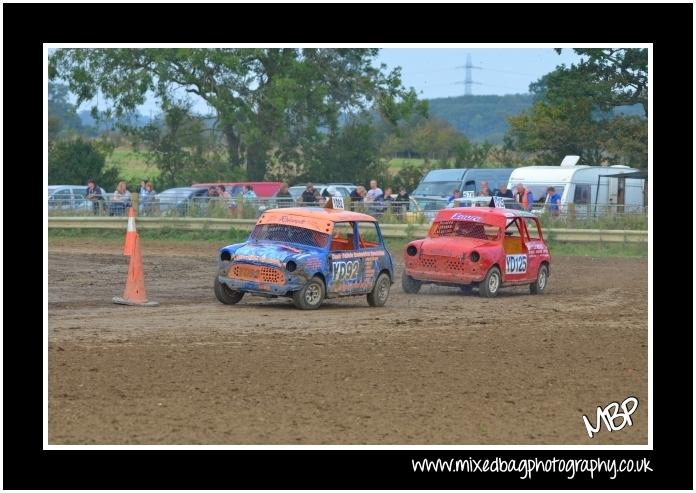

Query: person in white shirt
[364,180,383,202]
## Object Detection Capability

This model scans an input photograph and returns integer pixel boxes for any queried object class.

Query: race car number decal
[332,260,360,281]
[505,254,527,274]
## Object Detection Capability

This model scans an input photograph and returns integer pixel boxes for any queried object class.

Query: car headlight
[286,261,297,272]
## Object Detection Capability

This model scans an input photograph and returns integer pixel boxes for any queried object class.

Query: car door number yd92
[332,260,360,281]
[506,254,527,274]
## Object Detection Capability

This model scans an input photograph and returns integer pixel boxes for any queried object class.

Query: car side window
[523,218,541,240]
[331,222,356,252]
[356,222,381,249]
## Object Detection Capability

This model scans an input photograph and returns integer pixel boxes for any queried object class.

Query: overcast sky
[60,47,584,116]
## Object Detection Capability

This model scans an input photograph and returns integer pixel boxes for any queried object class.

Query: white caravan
[507,156,647,215]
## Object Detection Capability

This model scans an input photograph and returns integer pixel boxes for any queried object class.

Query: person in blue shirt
[545,186,562,216]
[447,189,462,204]
[242,185,257,200]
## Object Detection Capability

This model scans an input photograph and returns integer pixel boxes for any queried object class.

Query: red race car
[402,207,550,297]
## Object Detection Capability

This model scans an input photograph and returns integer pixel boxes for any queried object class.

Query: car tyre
[479,266,501,298]
[293,276,325,310]
[401,274,422,294]
[367,272,391,307]
[214,276,245,305]
[529,264,549,295]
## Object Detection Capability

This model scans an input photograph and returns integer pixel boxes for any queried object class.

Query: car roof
[257,207,378,234]
[435,206,537,228]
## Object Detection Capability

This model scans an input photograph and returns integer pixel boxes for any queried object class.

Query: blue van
[411,168,514,214]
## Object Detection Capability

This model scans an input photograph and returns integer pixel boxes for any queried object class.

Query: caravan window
[573,184,591,205]
[519,184,565,204]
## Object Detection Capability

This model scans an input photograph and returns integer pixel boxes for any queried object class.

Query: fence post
[566,202,575,228]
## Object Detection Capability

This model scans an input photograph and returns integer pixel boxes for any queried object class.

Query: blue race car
[215,200,394,310]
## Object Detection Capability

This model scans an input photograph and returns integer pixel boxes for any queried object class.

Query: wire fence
[47,193,648,230]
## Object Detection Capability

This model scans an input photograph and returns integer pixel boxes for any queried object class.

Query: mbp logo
[582,396,639,438]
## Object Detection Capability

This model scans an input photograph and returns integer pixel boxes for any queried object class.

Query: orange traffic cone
[113,208,159,306]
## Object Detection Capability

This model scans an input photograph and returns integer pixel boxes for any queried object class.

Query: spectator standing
[395,187,410,211]
[545,186,562,216]
[85,178,104,215]
[243,185,257,200]
[478,180,492,197]
[138,180,148,212]
[494,183,514,199]
[275,182,293,207]
[365,179,383,202]
[110,181,131,216]
[514,183,535,211]
[142,182,157,215]
[349,186,366,211]
[299,183,317,205]
[218,185,231,201]
[447,189,463,204]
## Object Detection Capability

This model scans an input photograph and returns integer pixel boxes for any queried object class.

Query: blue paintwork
[217,224,394,299]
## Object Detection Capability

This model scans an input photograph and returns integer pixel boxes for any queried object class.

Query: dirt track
[48,238,648,444]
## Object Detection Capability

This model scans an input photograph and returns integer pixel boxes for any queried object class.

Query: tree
[48,138,120,189]
[49,49,420,180]
[506,48,648,168]
[48,82,84,141]
[554,48,648,116]
[302,119,389,186]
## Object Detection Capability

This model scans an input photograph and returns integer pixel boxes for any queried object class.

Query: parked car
[157,187,211,215]
[214,198,394,310]
[47,185,106,212]
[402,207,550,298]
[288,184,357,202]
[191,182,283,198]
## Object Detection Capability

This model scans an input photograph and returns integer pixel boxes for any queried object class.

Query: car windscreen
[431,220,500,241]
[250,224,329,248]
[412,181,462,197]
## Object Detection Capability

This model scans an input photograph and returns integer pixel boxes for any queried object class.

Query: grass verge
[48,228,647,257]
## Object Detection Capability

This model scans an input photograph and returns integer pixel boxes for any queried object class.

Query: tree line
[48,48,648,193]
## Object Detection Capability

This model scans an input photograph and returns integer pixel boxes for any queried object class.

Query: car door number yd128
[332,260,360,281]
[506,254,527,274]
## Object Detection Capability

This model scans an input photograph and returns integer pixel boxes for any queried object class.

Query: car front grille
[228,263,285,285]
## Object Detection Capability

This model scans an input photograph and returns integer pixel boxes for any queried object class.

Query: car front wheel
[401,274,422,294]
[214,276,245,305]
[293,277,325,310]
[478,266,501,298]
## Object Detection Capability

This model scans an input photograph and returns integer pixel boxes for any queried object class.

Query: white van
[507,156,647,215]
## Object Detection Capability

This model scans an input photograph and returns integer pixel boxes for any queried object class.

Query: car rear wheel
[478,266,501,298]
[293,277,325,310]
[367,273,391,307]
[214,276,244,305]
[530,264,549,295]
[401,274,422,294]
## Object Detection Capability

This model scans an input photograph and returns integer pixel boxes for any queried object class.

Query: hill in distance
[427,94,644,144]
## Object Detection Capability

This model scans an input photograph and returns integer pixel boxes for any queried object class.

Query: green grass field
[48,228,647,257]
[105,146,159,183]
[386,158,427,173]
[108,147,424,183]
